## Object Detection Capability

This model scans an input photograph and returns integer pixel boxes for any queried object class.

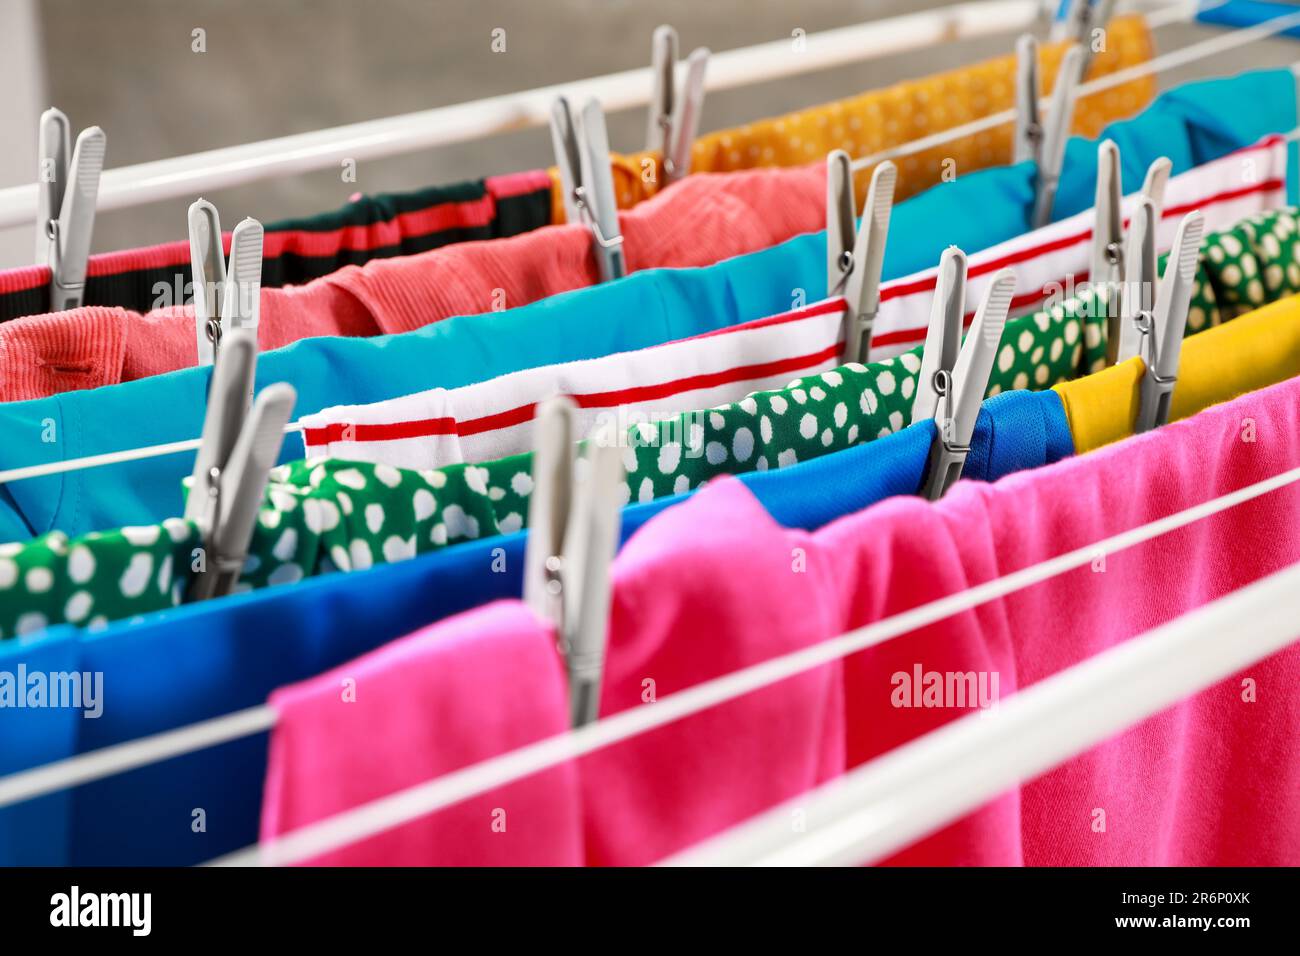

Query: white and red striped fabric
[299,137,1287,471]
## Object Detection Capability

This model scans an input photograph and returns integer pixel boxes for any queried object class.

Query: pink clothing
[261,373,1300,866]
[584,488,845,866]
[259,600,583,866]
[0,165,825,401]
[801,370,1300,864]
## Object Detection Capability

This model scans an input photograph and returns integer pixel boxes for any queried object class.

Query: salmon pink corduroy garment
[0,164,825,401]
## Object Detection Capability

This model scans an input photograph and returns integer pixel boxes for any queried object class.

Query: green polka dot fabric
[0,519,199,639]
[237,458,511,590]
[1195,206,1300,328]
[3,208,1298,640]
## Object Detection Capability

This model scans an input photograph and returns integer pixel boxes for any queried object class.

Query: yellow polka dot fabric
[1054,294,1300,454]
[548,14,1156,223]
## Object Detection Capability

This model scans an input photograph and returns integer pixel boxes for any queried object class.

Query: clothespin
[1090,142,1173,364]
[1090,140,1125,296]
[1110,196,1156,365]
[34,108,106,312]
[1053,0,1117,76]
[1031,44,1085,228]
[646,25,709,186]
[523,396,626,727]
[826,153,897,365]
[550,97,627,283]
[1091,141,1172,298]
[1013,35,1043,167]
[1133,211,1205,433]
[912,247,1017,500]
[189,199,264,367]
[184,330,296,602]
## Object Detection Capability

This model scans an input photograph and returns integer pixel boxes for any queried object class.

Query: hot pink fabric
[823,377,1300,865]
[262,375,1300,866]
[259,600,584,866]
[0,165,826,401]
[582,489,846,866]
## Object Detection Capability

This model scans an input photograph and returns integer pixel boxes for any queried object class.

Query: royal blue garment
[0,389,1072,866]
[0,70,1290,542]
[1198,1,1300,39]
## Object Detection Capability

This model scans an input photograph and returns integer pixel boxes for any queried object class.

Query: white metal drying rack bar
[0,0,1049,230]
[850,1,1300,171]
[663,557,1300,866]
[2,444,1297,864]
[0,4,1283,490]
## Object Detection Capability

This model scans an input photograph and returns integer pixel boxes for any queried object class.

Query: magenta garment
[0,165,825,400]
[807,371,1300,864]
[259,600,583,866]
[586,370,1300,865]
[261,373,1300,866]
[584,489,846,866]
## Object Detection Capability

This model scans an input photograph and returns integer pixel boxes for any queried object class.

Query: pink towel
[0,165,826,400]
[259,600,583,866]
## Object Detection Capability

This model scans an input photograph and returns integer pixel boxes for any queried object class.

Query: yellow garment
[1054,294,1300,453]
[548,14,1156,223]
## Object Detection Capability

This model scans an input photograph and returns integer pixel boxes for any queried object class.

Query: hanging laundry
[298,207,1300,490]
[0,164,826,400]
[819,373,1300,864]
[1057,288,1300,451]
[260,601,584,866]
[550,14,1159,219]
[0,69,1286,541]
[295,176,1289,473]
[0,171,554,323]
[267,372,1300,865]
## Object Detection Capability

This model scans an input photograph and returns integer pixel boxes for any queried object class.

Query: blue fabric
[1198,1,1300,39]
[0,389,1072,866]
[0,70,1290,542]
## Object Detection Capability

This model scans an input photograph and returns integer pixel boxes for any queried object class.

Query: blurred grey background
[2,0,1299,266]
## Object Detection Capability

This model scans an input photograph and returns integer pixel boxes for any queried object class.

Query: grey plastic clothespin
[35,108,106,312]
[550,97,627,283]
[523,396,626,727]
[1111,196,1156,365]
[826,154,897,365]
[1091,144,1173,365]
[1013,35,1044,167]
[1032,44,1085,229]
[1055,0,1116,76]
[1051,0,1090,42]
[912,247,968,424]
[1134,211,1205,434]
[1091,140,1125,297]
[189,200,264,367]
[646,25,709,185]
[184,330,296,602]
[912,248,1016,500]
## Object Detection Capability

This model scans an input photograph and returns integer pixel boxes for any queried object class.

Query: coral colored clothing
[0,172,553,322]
[1054,290,1300,453]
[260,601,583,866]
[0,164,825,400]
[548,14,1157,221]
